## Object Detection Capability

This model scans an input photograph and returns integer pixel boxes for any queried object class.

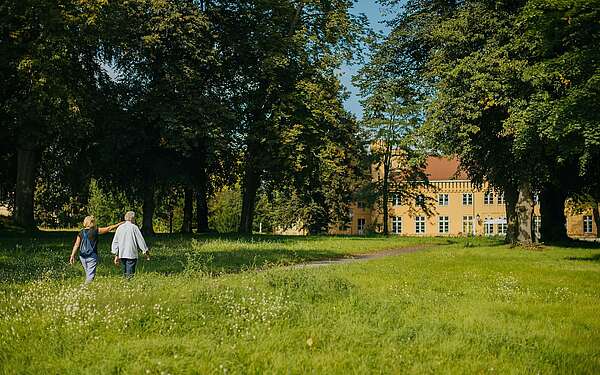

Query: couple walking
[69,211,150,283]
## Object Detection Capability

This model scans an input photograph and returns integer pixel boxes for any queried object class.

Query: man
[111,211,150,278]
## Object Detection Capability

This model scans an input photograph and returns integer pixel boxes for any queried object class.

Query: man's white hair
[124,211,135,221]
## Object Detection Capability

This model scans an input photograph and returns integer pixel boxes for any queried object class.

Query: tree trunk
[593,203,600,238]
[196,183,209,233]
[180,187,193,233]
[504,185,519,245]
[142,184,156,235]
[14,146,39,230]
[516,182,534,244]
[382,157,390,236]
[539,184,568,243]
[239,154,261,235]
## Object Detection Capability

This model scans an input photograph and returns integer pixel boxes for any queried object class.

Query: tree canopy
[0,0,366,235]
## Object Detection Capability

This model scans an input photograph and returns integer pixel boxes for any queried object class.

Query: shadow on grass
[0,231,345,283]
[443,237,506,248]
[565,253,600,262]
[548,239,600,250]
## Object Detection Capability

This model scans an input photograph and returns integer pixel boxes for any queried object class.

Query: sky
[340,0,393,118]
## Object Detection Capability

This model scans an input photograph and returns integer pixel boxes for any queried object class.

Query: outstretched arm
[69,235,81,265]
[98,221,125,235]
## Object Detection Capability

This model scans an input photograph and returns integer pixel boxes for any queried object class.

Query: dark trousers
[121,258,137,279]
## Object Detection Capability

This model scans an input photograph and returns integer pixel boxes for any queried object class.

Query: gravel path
[289,245,431,269]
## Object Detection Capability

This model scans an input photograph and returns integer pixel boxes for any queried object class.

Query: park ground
[1,232,600,374]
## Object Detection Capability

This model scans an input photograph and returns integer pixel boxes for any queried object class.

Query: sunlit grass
[1,232,599,373]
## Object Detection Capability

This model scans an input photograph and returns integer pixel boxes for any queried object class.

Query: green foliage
[354,30,431,234]
[208,186,276,234]
[208,187,242,234]
[87,180,133,226]
[374,0,600,242]
[271,75,366,234]
[2,0,367,234]
[227,0,368,233]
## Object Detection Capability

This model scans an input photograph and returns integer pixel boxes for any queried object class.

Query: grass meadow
[1,232,599,374]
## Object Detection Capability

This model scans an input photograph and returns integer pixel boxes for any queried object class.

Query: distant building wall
[341,180,543,237]
[567,209,599,238]
[333,156,596,239]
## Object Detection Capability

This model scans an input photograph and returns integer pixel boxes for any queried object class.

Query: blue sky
[340,0,393,118]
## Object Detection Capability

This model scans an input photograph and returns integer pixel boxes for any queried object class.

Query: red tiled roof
[425,156,468,180]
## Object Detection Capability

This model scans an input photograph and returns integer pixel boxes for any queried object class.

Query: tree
[100,0,221,235]
[355,31,430,235]
[507,0,600,242]
[211,0,366,234]
[271,74,366,234]
[380,0,600,244]
[1,0,107,230]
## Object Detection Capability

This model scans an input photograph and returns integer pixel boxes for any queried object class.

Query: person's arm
[69,235,81,265]
[98,221,125,235]
[133,226,150,260]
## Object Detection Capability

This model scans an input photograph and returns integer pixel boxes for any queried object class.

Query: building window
[438,194,449,206]
[392,193,401,206]
[392,216,402,234]
[533,193,539,205]
[584,215,593,233]
[438,216,449,234]
[533,215,541,236]
[497,192,505,205]
[357,201,365,209]
[497,217,507,235]
[358,218,366,234]
[462,215,474,235]
[484,192,494,205]
[415,216,426,234]
[462,193,473,206]
[484,217,494,236]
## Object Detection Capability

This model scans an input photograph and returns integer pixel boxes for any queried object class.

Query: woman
[69,216,123,284]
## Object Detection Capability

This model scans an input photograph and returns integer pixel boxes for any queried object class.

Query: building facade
[333,157,598,238]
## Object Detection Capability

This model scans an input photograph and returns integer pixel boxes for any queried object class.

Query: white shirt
[111,221,149,259]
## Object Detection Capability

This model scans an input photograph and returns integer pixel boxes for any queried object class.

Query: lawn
[1,232,599,374]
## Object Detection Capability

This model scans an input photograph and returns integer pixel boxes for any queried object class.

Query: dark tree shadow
[0,231,347,283]
[546,238,600,250]
[565,253,600,262]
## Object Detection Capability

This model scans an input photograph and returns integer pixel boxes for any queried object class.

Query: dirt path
[289,245,431,269]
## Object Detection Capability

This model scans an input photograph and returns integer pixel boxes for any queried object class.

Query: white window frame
[497,192,505,205]
[357,218,366,234]
[462,215,474,235]
[462,193,473,206]
[484,192,494,205]
[438,193,449,206]
[438,216,449,234]
[584,215,593,233]
[497,217,507,235]
[392,193,401,206]
[484,217,494,236]
[533,215,540,233]
[392,216,402,234]
[415,216,426,234]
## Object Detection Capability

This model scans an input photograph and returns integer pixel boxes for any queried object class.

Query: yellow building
[334,156,598,238]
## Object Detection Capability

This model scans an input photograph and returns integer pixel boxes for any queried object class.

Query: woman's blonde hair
[83,215,96,229]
